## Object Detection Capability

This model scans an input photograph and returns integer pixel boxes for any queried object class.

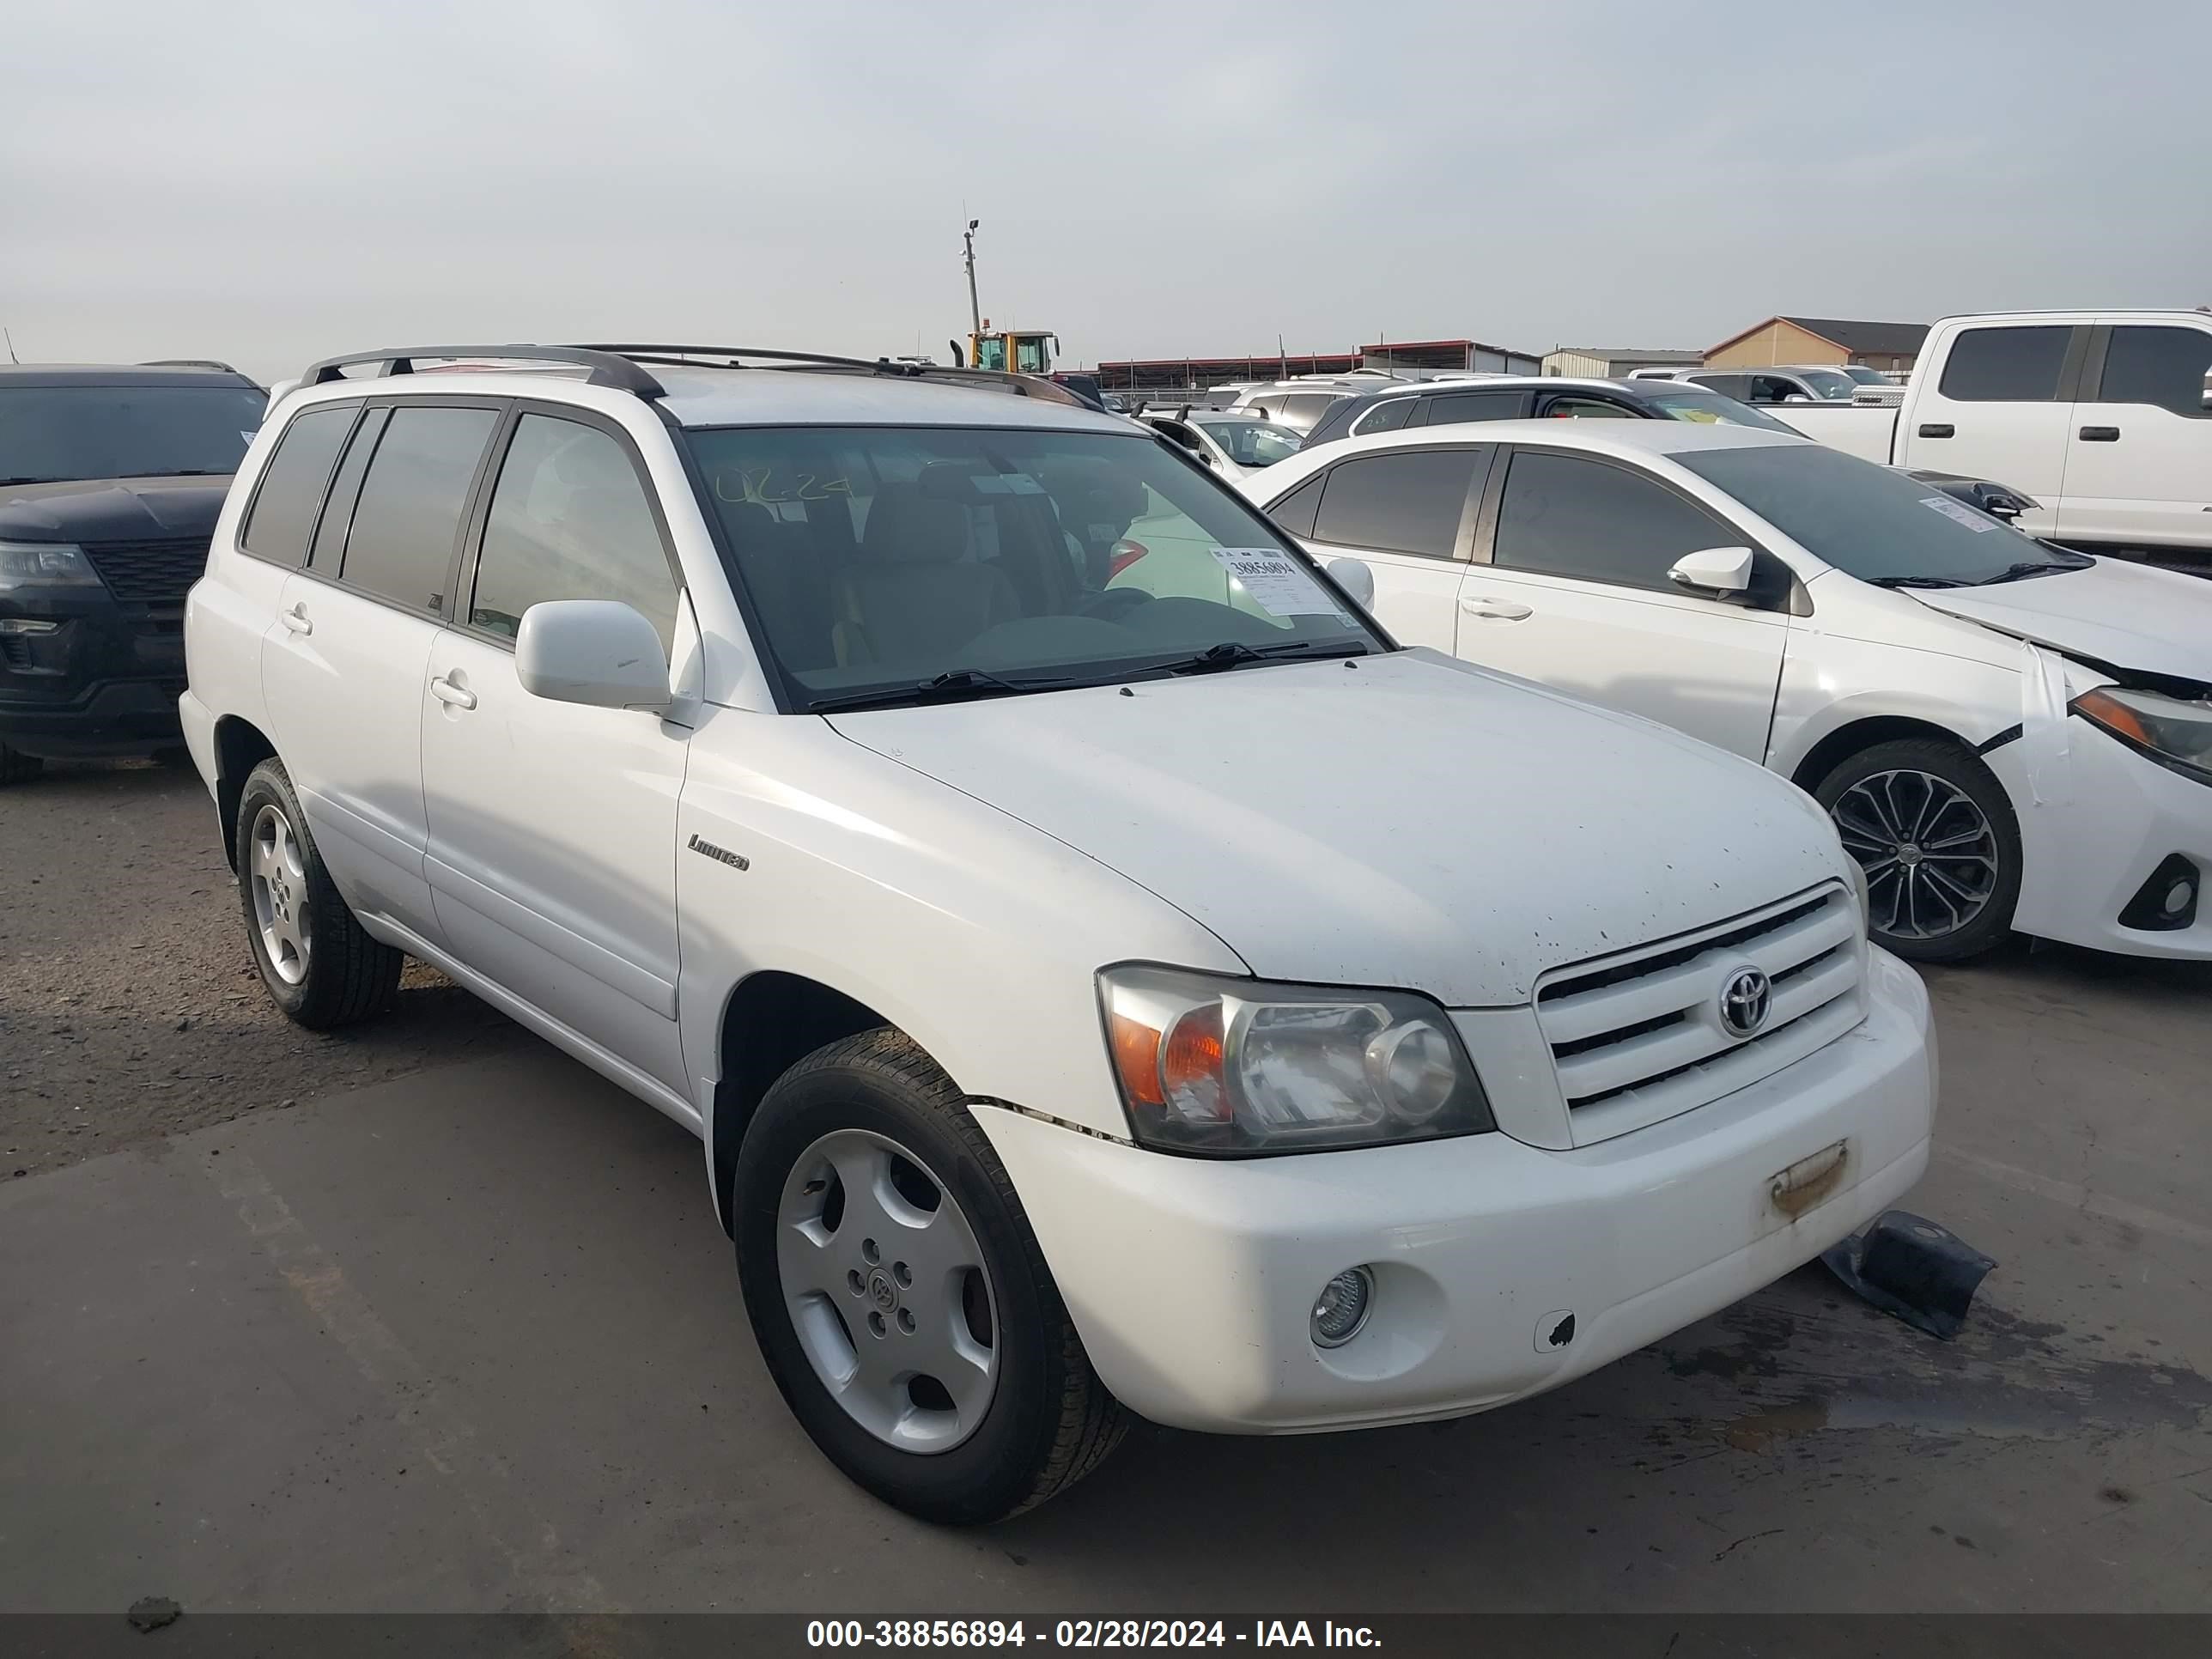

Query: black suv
[0,362,265,781]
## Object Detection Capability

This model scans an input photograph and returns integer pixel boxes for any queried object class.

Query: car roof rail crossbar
[139,358,240,374]
[300,345,666,397]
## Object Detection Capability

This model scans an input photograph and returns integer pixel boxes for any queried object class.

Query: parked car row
[175,342,1942,1523]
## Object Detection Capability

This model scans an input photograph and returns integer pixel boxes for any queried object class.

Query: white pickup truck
[1778,310,2212,564]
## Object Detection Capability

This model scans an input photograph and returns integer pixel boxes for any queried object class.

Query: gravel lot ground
[2,759,2208,1620]
[0,760,528,1179]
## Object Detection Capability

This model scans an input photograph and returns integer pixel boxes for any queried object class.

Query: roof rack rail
[139,358,240,374]
[299,345,665,397]
[572,343,1088,405]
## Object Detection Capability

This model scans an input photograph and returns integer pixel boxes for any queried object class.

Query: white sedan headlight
[2073,686,2212,786]
[1099,965,1494,1155]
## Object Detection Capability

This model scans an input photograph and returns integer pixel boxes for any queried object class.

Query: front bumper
[1996,717,2212,961]
[978,949,1934,1434]
[0,589,186,757]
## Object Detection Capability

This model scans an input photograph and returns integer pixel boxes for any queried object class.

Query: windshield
[1641,388,1801,435]
[1194,417,1303,467]
[687,425,1382,708]
[1839,366,1890,385]
[0,384,266,484]
[1678,443,2066,585]
[1795,369,1860,399]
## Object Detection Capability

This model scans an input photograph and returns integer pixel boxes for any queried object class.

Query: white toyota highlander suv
[182,343,1936,1522]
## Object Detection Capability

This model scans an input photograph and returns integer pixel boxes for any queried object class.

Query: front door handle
[428,674,477,711]
[280,604,312,635]
[1917,422,1955,438]
[1462,596,1534,621]
[2079,425,2121,442]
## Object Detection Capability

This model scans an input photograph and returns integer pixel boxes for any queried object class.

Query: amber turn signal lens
[1108,1011,1166,1106]
[2074,689,2149,746]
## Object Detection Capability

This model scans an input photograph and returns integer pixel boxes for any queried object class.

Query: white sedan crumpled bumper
[977,949,1934,1435]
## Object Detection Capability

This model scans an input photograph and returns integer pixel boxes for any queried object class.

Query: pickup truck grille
[1535,886,1864,1142]
[81,538,210,603]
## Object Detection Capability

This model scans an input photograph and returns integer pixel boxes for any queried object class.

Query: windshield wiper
[1974,556,2090,586]
[1152,639,1370,675]
[806,666,1076,714]
[1863,575,1972,590]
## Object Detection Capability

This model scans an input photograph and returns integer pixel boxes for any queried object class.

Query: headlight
[1099,964,1494,1155]
[2073,687,2212,786]
[0,540,102,592]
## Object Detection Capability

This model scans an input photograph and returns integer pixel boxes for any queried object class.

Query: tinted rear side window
[1267,472,1327,538]
[1938,326,2072,402]
[240,406,356,567]
[1492,451,1732,591]
[1311,448,1484,558]
[338,406,498,614]
[2095,326,2212,417]
[1348,398,1415,436]
[1421,391,1533,426]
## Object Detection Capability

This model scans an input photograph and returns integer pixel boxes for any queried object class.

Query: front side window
[686,425,1382,706]
[1013,337,1049,374]
[1794,369,1859,399]
[1492,451,1734,591]
[2095,326,2212,418]
[240,405,356,567]
[1540,396,1637,420]
[1311,448,1484,558]
[1839,366,1890,385]
[0,383,269,486]
[337,406,499,614]
[470,416,679,650]
[1938,325,2072,402]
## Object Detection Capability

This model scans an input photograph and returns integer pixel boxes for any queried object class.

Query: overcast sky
[4,0,2207,380]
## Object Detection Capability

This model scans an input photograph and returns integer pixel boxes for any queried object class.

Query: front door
[2057,321,2212,549]
[420,410,690,1092]
[1293,445,1489,651]
[1456,447,1790,763]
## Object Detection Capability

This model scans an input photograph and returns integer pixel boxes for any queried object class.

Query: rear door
[1292,446,1489,650]
[261,399,502,943]
[421,407,691,1091]
[2057,321,2212,548]
[1899,323,2084,533]
[1454,447,1790,762]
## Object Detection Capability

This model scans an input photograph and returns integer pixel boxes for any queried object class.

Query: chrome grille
[1535,886,1865,1143]
[80,538,210,603]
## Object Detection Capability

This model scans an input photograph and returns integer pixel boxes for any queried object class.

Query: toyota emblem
[1718,966,1772,1039]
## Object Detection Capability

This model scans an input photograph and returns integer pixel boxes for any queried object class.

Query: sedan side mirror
[1327,556,1376,609]
[1668,545,1757,596]
[516,599,671,713]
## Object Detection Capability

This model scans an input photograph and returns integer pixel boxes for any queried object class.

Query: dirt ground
[0,759,527,1179]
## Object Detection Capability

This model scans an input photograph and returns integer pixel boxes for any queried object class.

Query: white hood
[1909,557,2212,685]
[828,651,1850,1006]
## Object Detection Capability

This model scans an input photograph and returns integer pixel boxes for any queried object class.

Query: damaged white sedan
[1250,422,2212,963]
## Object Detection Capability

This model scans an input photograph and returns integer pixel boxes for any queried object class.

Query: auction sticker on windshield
[1208,547,1344,617]
[1920,495,1999,533]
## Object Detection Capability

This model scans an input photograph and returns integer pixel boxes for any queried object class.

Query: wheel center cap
[867,1270,899,1313]
[1898,844,1924,866]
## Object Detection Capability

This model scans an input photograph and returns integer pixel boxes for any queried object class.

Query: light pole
[962,220,983,343]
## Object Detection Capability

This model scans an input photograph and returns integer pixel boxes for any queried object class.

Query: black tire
[234,757,403,1028]
[734,1028,1127,1523]
[1815,737,2023,963]
[0,740,42,786]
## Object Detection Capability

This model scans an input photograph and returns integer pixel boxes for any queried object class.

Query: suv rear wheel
[1817,738,2022,963]
[235,757,403,1027]
[734,1029,1126,1523]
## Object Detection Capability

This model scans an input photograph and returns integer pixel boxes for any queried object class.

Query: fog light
[1311,1267,1374,1349]
[2119,854,2200,933]
[2166,880,2197,916]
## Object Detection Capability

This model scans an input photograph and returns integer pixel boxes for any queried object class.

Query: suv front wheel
[734,1029,1127,1523]
[234,757,403,1027]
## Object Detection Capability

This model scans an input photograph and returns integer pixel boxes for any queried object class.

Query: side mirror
[516,600,671,713]
[1327,556,1376,609]
[1668,546,1757,596]
[1784,394,1814,405]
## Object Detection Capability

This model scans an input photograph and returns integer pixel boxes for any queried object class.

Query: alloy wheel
[1832,769,2001,941]
[248,803,312,985]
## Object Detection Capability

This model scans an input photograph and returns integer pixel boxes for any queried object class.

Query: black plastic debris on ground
[1821,1209,1996,1340]
[126,1596,182,1633]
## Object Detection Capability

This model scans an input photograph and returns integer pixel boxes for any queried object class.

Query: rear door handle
[280,604,312,635]
[2079,425,2121,442]
[1917,423,1955,438]
[1462,596,1534,621]
[428,675,477,711]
